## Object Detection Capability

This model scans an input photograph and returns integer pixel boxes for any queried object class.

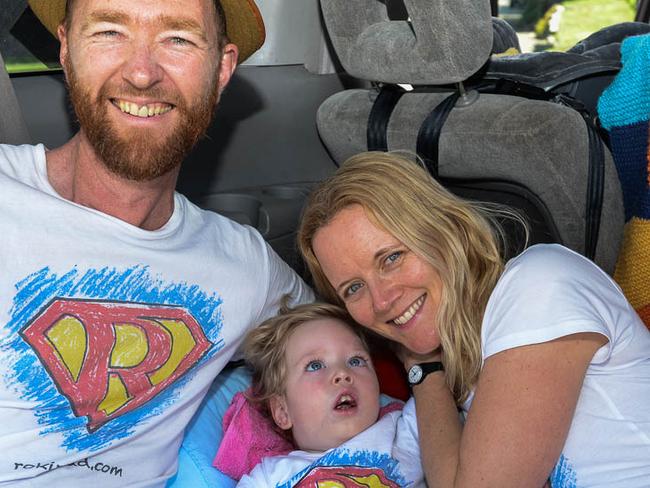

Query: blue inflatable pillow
[167,365,252,488]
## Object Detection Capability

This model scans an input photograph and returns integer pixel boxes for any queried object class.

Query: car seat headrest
[320,0,494,84]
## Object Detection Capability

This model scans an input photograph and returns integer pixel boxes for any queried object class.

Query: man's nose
[122,42,164,89]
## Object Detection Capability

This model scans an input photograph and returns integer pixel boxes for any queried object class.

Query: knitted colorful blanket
[597,33,650,329]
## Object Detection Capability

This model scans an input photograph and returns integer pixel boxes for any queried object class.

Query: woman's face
[312,205,443,355]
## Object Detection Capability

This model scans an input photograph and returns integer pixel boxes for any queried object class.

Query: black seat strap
[552,94,604,260]
[482,81,604,260]
[367,84,406,151]
[370,80,604,261]
[415,91,460,178]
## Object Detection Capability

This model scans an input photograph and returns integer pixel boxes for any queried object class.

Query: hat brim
[27,0,265,63]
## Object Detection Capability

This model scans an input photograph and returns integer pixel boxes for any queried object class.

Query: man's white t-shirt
[237,398,424,488]
[0,144,313,486]
[464,244,650,487]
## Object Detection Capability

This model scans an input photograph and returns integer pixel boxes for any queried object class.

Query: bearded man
[0,0,312,486]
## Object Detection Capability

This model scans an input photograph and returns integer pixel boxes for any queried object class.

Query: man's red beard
[64,58,220,181]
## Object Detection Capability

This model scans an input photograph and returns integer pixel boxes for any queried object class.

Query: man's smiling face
[59,0,235,181]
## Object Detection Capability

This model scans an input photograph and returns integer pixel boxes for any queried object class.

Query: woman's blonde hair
[298,151,513,404]
[244,301,369,404]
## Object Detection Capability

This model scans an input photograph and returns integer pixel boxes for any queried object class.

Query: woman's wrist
[411,371,451,394]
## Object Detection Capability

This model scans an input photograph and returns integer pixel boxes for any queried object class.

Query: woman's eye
[344,282,363,298]
[348,356,368,367]
[305,360,324,372]
[385,251,402,265]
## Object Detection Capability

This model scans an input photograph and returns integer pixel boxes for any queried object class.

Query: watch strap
[409,361,444,386]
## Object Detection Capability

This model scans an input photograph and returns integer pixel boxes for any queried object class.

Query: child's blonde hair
[244,301,370,403]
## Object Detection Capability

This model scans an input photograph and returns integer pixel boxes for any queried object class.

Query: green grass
[6,61,60,75]
[550,0,635,51]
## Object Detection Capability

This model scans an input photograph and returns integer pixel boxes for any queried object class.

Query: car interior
[2,0,650,486]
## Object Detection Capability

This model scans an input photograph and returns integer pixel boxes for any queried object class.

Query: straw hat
[27,0,266,63]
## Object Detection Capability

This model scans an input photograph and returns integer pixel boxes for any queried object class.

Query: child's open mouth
[334,393,357,410]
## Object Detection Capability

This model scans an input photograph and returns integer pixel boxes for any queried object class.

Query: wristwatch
[407,361,444,386]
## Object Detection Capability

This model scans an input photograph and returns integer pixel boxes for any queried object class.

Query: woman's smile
[391,294,426,326]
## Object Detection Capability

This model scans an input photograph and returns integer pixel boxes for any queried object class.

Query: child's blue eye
[305,360,324,372]
[348,356,367,367]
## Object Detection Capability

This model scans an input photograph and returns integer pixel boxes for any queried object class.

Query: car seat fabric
[320,0,493,84]
[318,89,623,272]
[317,0,627,274]
[598,33,650,329]
[0,52,31,145]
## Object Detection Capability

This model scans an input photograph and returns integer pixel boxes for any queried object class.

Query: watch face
[408,364,423,385]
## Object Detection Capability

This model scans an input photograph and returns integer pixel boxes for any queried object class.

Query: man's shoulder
[0,143,42,160]
[0,143,43,180]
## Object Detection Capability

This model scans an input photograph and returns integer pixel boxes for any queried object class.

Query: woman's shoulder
[486,243,629,334]
[482,244,630,361]
[502,244,611,288]
[507,243,595,271]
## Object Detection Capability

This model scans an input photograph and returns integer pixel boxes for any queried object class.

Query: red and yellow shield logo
[21,298,212,431]
[294,465,400,487]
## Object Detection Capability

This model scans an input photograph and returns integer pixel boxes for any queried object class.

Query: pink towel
[213,388,403,480]
[213,389,293,480]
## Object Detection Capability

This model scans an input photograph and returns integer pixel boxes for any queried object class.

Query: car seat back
[316,0,634,273]
[0,51,31,145]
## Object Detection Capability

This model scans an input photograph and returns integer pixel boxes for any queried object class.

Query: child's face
[270,318,381,452]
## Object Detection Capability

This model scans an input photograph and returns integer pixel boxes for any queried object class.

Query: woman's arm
[412,332,607,488]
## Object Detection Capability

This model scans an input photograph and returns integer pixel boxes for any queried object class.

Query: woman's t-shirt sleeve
[481,244,633,363]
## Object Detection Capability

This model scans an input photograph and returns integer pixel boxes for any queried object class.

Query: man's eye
[96,30,120,38]
[305,360,324,372]
[348,356,367,367]
[170,37,192,46]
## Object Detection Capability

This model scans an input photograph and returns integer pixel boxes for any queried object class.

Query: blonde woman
[298,151,650,488]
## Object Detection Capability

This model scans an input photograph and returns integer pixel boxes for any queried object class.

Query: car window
[0,3,61,74]
[499,0,636,52]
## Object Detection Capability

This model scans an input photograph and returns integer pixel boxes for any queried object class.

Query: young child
[236,302,424,487]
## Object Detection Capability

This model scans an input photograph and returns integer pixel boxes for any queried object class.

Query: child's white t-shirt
[238,398,424,487]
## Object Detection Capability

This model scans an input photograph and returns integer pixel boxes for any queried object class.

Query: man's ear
[216,43,238,96]
[58,23,69,74]
[269,395,292,431]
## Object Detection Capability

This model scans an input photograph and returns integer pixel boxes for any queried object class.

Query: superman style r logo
[21,298,212,432]
[294,465,400,487]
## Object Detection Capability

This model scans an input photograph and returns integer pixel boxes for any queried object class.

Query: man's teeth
[117,100,172,118]
[392,295,425,325]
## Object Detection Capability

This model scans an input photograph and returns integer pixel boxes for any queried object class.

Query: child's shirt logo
[294,465,399,487]
[20,298,212,432]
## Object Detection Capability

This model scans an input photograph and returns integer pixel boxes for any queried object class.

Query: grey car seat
[0,52,31,145]
[316,0,628,273]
